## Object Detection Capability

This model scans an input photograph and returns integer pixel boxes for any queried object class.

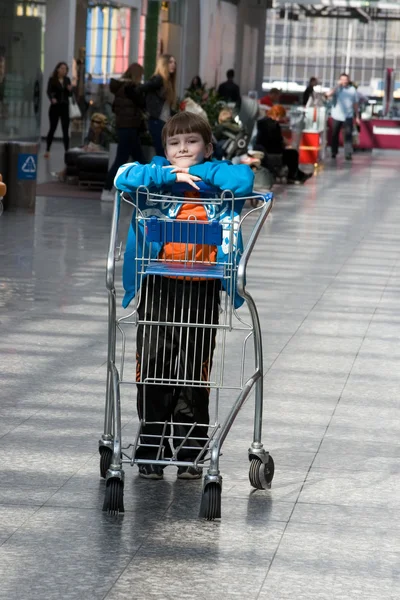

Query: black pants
[104,127,145,190]
[148,118,165,157]
[46,103,70,152]
[259,147,301,180]
[331,117,353,157]
[136,276,220,461]
[282,149,301,179]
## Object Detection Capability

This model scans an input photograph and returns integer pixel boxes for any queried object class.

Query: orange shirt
[159,192,217,266]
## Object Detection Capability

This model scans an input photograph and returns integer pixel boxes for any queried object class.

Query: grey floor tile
[0,477,62,506]
[258,558,398,600]
[258,521,400,600]
[104,518,285,600]
[0,507,146,600]
[290,502,400,531]
[298,467,400,508]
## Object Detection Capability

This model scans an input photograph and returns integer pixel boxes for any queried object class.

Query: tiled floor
[1,150,399,599]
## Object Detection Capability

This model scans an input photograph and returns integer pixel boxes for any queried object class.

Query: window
[264,8,400,90]
[86,5,131,84]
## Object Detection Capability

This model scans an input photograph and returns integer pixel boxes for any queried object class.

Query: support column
[40,0,77,138]
[235,0,267,96]
[144,1,160,80]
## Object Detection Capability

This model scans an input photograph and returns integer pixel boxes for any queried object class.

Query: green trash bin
[6,141,39,212]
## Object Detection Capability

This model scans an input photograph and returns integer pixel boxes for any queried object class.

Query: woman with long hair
[137,54,177,156]
[188,75,203,92]
[45,62,72,157]
[102,62,145,198]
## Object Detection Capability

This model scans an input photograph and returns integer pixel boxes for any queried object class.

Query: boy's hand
[175,172,201,190]
[162,166,201,189]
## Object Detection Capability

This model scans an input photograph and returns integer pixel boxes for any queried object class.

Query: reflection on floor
[1,150,399,599]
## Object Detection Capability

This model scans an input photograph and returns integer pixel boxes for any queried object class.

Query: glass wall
[264,8,400,95]
[85,5,132,84]
[0,0,44,140]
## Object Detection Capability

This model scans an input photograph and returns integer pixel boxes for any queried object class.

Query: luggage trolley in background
[99,186,274,520]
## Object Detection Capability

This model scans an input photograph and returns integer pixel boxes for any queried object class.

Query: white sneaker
[101,189,115,202]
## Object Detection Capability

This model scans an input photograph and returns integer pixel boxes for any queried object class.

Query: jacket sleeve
[136,75,164,95]
[66,77,72,97]
[188,161,254,197]
[47,78,54,101]
[276,122,285,153]
[124,83,146,109]
[114,161,177,192]
[109,78,122,95]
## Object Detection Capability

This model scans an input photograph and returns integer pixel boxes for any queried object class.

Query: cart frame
[99,187,274,519]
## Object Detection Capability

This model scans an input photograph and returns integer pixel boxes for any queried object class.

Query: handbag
[69,96,82,120]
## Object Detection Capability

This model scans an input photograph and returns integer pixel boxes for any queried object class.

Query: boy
[114,112,254,480]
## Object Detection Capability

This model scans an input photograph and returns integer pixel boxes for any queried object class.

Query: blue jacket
[114,157,255,309]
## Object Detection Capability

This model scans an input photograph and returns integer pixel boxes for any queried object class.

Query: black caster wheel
[102,478,124,514]
[99,446,113,479]
[199,483,222,520]
[249,455,275,490]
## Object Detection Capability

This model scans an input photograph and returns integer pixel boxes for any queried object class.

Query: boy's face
[165,132,213,168]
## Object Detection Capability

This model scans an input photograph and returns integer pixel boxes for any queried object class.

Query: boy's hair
[227,69,235,79]
[162,112,213,147]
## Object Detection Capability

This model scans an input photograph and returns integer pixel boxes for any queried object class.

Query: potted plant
[181,86,224,131]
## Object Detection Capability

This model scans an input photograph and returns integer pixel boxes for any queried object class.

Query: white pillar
[40,0,77,139]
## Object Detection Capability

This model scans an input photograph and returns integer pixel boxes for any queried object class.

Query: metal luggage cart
[99,186,274,520]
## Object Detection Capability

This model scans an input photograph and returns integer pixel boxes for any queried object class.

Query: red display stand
[299,131,323,165]
[327,118,400,151]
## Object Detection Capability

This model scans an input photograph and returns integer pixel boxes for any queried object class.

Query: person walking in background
[101,63,145,201]
[327,73,360,160]
[44,62,72,158]
[259,88,281,107]
[135,54,177,157]
[303,77,318,107]
[259,87,281,108]
[217,69,241,105]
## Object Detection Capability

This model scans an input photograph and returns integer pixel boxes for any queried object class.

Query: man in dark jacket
[218,69,241,105]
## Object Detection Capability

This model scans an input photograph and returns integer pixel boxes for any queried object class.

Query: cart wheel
[99,446,113,479]
[102,478,124,514]
[199,483,222,520]
[249,455,275,490]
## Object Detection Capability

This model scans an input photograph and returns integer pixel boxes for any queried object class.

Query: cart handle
[237,197,273,298]
[106,191,121,291]
[170,181,222,196]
